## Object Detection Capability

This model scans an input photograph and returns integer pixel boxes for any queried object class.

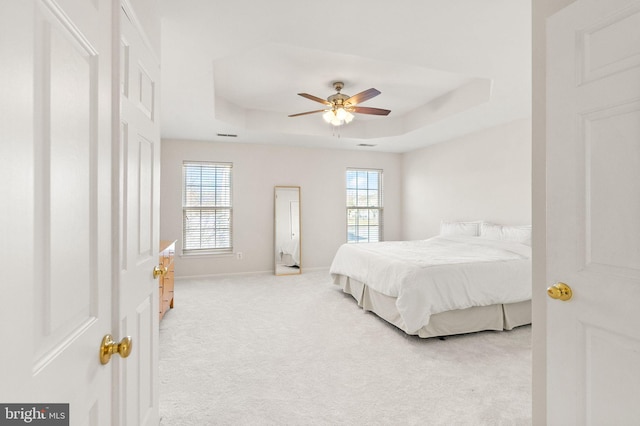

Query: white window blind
[346,168,383,243]
[182,161,233,254]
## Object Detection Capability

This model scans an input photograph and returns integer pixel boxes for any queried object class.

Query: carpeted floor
[159,270,531,425]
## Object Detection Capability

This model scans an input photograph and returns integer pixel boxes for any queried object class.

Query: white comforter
[329,236,531,333]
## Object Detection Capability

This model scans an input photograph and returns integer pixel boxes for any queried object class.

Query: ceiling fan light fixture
[323,106,354,126]
[335,107,348,121]
[343,110,354,124]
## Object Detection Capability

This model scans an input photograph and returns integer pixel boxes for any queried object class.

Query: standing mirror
[274,186,301,275]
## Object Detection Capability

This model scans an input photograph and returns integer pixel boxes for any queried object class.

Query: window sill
[180,251,234,258]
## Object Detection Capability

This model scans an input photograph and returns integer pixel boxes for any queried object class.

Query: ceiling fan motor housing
[329,81,350,108]
[327,93,350,108]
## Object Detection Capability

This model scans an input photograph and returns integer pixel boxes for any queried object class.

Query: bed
[329,221,532,338]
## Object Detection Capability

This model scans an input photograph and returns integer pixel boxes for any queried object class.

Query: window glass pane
[356,171,368,189]
[368,171,379,190]
[347,208,358,226]
[216,189,231,207]
[361,191,366,207]
[367,190,379,207]
[357,226,370,242]
[201,187,215,206]
[369,209,379,224]
[346,189,357,206]
[346,171,357,191]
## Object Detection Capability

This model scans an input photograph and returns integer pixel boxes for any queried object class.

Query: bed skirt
[333,274,531,338]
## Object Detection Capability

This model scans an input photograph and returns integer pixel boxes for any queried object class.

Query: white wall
[401,118,532,240]
[160,139,403,277]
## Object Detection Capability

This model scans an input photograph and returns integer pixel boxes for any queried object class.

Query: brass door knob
[153,265,167,279]
[100,334,133,365]
[547,282,572,301]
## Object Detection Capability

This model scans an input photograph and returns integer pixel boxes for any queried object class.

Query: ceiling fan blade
[298,93,331,105]
[352,106,391,116]
[345,88,381,105]
[288,109,326,117]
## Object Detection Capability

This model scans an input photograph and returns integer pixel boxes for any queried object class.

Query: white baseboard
[175,266,329,281]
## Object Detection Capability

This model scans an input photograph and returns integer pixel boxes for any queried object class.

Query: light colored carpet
[159,270,531,425]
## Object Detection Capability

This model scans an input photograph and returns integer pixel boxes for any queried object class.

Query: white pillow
[481,223,531,246]
[440,220,481,237]
[479,222,503,239]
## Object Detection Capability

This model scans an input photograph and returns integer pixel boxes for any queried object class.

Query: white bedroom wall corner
[400,118,532,241]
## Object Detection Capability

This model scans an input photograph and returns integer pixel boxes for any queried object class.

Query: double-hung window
[346,168,383,243]
[182,161,233,254]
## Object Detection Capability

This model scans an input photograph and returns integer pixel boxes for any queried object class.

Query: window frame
[345,168,384,244]
[182,161,233,256]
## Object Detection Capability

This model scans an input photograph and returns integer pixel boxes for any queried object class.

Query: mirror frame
[274,186,301,276]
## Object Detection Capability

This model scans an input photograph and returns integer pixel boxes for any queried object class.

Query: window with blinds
[346,168,383,243]
[182,161,233,254]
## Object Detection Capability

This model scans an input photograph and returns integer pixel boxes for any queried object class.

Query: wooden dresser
[159,240,176,319]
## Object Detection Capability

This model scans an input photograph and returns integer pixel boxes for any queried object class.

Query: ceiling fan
[288,81,391,126]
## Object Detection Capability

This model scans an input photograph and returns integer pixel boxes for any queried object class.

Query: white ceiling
[160,0,531,153]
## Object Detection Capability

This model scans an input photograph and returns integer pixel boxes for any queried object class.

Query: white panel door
[547,0,640,423]
[0,0,114,424]
[115,3,161,425]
